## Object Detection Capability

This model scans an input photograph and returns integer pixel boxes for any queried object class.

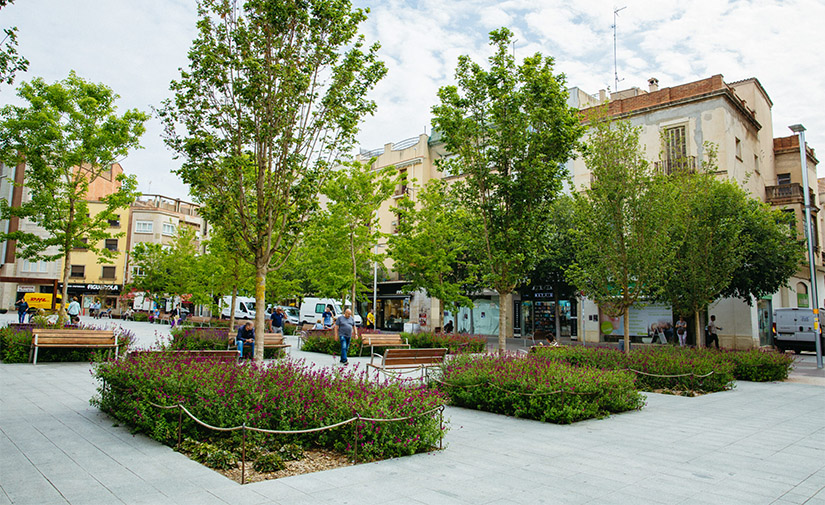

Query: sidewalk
[1,319,824,504]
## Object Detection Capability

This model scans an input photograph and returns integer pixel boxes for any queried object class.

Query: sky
[2,0,823,201]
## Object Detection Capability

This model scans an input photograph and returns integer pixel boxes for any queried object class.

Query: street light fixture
[789,123,823,369]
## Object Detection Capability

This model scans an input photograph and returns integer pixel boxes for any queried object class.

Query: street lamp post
[373,243,386,330]
[789,123,823,369]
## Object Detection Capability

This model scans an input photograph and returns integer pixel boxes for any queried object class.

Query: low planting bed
[92,353,447,482]
[436,353,645,423]
[301,330,484,357]
[0,322,133,364]
[169,326,284,359]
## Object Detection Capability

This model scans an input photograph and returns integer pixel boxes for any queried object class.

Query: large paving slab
[2,313,825,504]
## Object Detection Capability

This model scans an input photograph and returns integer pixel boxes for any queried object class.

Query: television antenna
[612,6,626,93]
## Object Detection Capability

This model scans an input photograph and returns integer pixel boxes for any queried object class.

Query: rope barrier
[623,369,715,378]
[430,376,598,396]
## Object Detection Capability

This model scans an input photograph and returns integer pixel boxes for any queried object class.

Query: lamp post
[789,123,823,369]
[373,243,386,330]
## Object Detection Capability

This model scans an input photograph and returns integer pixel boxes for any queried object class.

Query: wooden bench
[298,324,331,349]
[367,347,448,380]
[188,316,212,327]
[127,350,238,364]
[359,333,409,356]
[30,329,118,365]
[226,333,291,357]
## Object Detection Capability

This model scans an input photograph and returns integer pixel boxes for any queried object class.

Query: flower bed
[403,331,486,354]
[0,323,134,363]
[300,331,364,356]
[437,353,644,423]
[169,326,283,359]
[92,353,447,462]
[530,346,781,392]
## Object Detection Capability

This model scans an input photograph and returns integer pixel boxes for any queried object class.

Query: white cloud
[2,0,823,200]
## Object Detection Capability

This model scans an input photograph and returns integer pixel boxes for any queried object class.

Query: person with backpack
[15,297,28,323]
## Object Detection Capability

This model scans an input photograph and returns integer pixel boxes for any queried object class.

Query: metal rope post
[241,423,246,485]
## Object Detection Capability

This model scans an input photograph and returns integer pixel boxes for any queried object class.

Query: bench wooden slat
[31,329,118,365]
[368,347,447,379]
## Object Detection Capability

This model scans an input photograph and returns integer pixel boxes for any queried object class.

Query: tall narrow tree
[0,72,145,322]
[161,0,386,361]
[567,118,672,352]
[432,28,583,352]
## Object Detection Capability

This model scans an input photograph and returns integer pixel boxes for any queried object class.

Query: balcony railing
[653,156,696,174]
[765,183,816,206]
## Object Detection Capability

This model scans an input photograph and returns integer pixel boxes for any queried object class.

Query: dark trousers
[707,333,719,349]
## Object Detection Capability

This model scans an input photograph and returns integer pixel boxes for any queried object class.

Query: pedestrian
[706,315,722,349]
[366,308,375,330]
[333,308,357,365]
[271,307,285,334]
[90,300,98,318]
[313,318,324,330]
[15,297,28,324]
[67,297,81,324]
[236,321,255,359]
[675,316,688,347]
[322,304,335,329]
[443,320,454,333]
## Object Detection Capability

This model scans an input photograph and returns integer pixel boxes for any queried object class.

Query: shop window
[136,221,153,234]
[101,266,116,279]
[70,265,85,278]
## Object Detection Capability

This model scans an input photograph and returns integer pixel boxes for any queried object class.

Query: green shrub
[0,324,133,363]
[278,442,304,461]
[253,453,285,472]
[178,438,237,470]
[133,312,149,322]
[403,332,486,354]
[724,348,794,382]
[438,353,644,423]
[92,353,447,461]
[300,331,364,356]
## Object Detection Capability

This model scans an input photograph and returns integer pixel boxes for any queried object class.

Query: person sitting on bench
[236,321,255,359]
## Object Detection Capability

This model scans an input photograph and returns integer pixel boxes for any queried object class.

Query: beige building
[571,75,820,349]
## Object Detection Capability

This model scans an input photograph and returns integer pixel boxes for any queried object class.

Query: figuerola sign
[59,283,122,292]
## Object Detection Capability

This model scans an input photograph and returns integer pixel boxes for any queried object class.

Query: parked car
[773,307,825,353]
[278,305,300,326]
[300,297,362,326]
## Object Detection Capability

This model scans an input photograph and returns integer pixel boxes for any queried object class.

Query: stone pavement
[1,316,825,504]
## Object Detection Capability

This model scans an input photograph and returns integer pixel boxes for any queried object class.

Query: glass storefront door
[757,299,772,346]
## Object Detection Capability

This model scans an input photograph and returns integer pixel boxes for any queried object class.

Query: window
[101,266,116,279]
[73,238,88,251]
[136,221,153,234]
[108,216,120,228]
[783,209,796,234]
[162,223,176,236]
[753,154,760,174]
[735,137,742,161]
[70,265,85,278]
[131,266,145,277]
[105,239,118,251]
[777,173,791,185]
[660,125,695,174]
[21,259,49,273]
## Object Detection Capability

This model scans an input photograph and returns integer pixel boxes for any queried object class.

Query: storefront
[516,283,578,340]
[59,283,123,316]
[366,281,411,331]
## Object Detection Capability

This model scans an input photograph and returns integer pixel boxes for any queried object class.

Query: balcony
[653,156,696,175]
[765,183,816,206]
[393,186,408,199]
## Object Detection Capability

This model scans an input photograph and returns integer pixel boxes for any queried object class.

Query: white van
[220,296,257,320]
[300,297,362,326]
[773,307,825,353]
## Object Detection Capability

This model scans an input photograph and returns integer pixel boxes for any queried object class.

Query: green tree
[432,28,583,351]
[161,0,386,361]
[0,72,146,322]
[388,178,479,330]
[567,118,673,353]
[0,1,29,88]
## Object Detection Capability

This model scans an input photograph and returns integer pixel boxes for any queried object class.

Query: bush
[133,312,150,322]
[254,453,284,472]
[91,353,447,461]
[178,438,237,470]
[403,332,486,354]
[437,353,644,423]
[170,327,229,351]
[723,348,794,382]
[300,331,364,356]
[532,346,736,393]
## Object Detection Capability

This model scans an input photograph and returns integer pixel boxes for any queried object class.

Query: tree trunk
[229,286,238,342]
[694,310,703,348]
[254,261,267,363]
[498,290,510,354]
[59,250,72,325]
[623,306,630,354]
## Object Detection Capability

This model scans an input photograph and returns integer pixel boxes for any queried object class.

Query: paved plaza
[1,314,824,504]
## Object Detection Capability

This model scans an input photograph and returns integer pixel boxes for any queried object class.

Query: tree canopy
[0,72,146,321]
[432,27,583,352]
[161,0,386,361]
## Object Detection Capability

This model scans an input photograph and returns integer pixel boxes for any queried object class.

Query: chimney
[648,77,659,92]
[599,89,607,103]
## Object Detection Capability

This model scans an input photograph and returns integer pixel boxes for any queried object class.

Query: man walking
[706,315,721,349]
[333,308,357,365]
[67,297,81,324]
[15,297,28,323]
